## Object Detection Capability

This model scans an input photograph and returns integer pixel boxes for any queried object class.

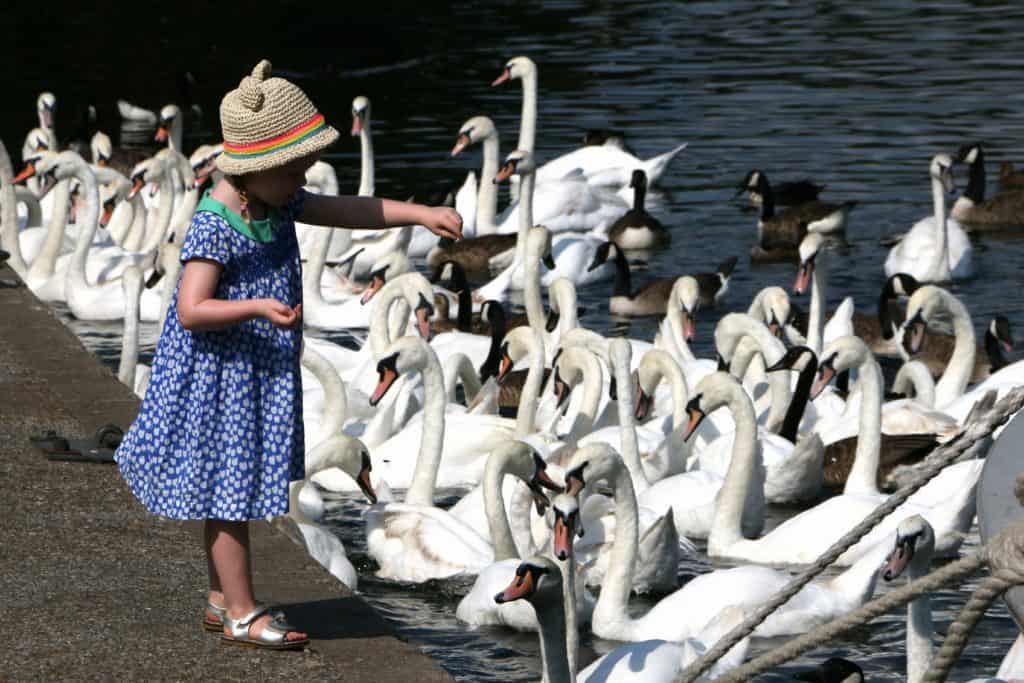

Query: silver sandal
[221,605,309,650]
[202,600,227,633]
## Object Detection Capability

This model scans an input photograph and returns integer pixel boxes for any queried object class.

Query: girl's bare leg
[205,519,307,641]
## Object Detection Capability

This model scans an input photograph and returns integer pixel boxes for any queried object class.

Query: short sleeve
[283,188,307,221]
[181,212,232,266]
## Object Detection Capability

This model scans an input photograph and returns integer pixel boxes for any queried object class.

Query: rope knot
[238,59,272,112]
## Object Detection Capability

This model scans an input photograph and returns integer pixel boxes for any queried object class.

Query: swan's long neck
[935,295,975,409]
[663,306,697,363]
[613,354,649,493]
[0,142,27,276]
[927,174,951,282]
[826,538,888,612]
[481,454,520,561]
[68,165,101,288]
[717,315,790,432]
[27,180,71,282]
[593,461,640,637]
[358,123,375,197]
[405,349,446,506]
[118,268,143,388]
[302,226,331,309]
[157,242,183,330]
[843,352,884,496]
[161,185,198,253]
[516,326,546,436]
[443,354,482,404]
[564,356,604,443]
[517,71,537,157]
[906,554,935,683]
[370,282,413,356]
[523,234,546,335]
[807,260,826,356]
[561,554,579,679]
[708,383,762,556]
[140,171,176,255]
[659,354,691,454]
[302,343,348,438]
[893,360,936,408]
[514,172,535,267]
[122,195,149,252]
[477,134,499,233]
[533,594,573,683]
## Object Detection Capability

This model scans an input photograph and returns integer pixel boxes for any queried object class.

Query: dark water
[21,0,1024,679]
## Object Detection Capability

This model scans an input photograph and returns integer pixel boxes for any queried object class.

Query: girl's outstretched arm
[177,259,301,332]
[298,194,463,240]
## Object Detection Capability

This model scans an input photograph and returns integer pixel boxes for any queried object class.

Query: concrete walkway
[0,265,452,682]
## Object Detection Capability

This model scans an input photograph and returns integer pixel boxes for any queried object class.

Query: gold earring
[238,186,251,223]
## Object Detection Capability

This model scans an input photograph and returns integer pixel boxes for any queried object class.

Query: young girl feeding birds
[115,59,462,649]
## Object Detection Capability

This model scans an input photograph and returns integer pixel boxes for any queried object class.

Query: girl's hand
[421,206,463,241]
[262,299,303,329]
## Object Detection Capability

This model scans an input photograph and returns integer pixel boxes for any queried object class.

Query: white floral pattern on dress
[116,192,306,520]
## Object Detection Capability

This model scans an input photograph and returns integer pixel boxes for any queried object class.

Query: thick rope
[922,567,1024,682]
[712,552,986,682]
[675,386,1024,683]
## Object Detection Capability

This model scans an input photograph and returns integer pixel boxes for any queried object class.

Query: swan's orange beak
[451,133,471,157]
[681,310,696,341]
[492,68,511,87]
[415,306,433,341]
[128,177,146,199]
[100,201,115,228]
[682,396,706,442]
[360,272,385,305]
[13,163,36,184]
[635,388,654,421]
[357,453,377,505]
[494,565,538,604]
[494,161,516,183]
[154,127,169,143]
[553,514,574,561]
[370,354,399,407]
[351,114,363,136]
[794,260,813,295]
[497,350,514,384]
[810,363,836,401]
[96,157,109,168]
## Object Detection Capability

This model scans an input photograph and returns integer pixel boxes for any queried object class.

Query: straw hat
[216,59,339,175]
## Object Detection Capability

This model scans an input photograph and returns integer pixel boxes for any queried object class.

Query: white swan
[654,276,718,387]
[493,56,688,190]
[686,348,980,567]
[31,152,165,321]
[885,153,974,283]
[117,265,151,398]
[902,284,976,410]
[452,115,499,234]
[493,555,749,683]
[285,432,377,590]
[476,151,614,300]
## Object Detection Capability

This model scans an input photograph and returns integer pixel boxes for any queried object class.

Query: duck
[606,169,670,250]
[747,169,856,261]
[736,168,825,208]
[885,153,974,283]
[950,142,1024,229]
[494,553,750,683]
[492,56,688,191]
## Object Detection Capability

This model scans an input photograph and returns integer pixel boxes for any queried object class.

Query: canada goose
[748,171,856,261]
[951,142,1024,229]
[793,658,864,683]
[736,168,825,208]
[607,169,670,250]
[999,160,1024,191]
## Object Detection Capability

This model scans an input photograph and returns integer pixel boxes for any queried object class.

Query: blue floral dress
[116,192,305,521]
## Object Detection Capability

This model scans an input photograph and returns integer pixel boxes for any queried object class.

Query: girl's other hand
[422,206,463,241]
[262,299,302,329]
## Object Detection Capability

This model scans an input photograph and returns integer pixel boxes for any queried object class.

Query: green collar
[195,190,278,243]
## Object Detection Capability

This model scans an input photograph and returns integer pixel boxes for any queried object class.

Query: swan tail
[641,142,688,185]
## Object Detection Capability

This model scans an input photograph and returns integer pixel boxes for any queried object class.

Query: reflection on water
[26,0,1024,679]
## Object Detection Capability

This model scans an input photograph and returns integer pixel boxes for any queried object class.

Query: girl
[115,59,462,649]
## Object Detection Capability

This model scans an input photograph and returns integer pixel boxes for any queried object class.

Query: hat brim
[216,125,340,176]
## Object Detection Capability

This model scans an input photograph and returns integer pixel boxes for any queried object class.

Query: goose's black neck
[611,246,632,298]
[632,174,647,212]
[964,148,987,204]
[478,304,508,381]
[986,326,1008,373]
[779,355,817,443]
